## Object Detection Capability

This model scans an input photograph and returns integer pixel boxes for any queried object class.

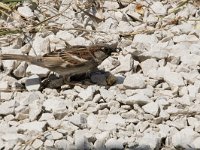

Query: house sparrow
[0,44,117,82]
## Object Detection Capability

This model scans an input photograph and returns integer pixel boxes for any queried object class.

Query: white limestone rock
[78,86,96,101]
[69,113,87,128]
[13,61,27,78]
[54,139,69,150]
[18,121,46,132]
[29,100,42,121]
[142,102,160,116]
[138,133,161,150]
[29,34,50,56]
[87,114,99,128]
[43,97,67,112]
[46,131,63,140]
[32,139,43,149]
[105,138,124,150]
[112,54,133,73]
[126,93,151,106]
[106,114,125,125]
[74,129,91,150]
[18,6,34,18]
[163,72,184,88]
[0,100,17,115]
[26,65,50,78]
[172,127,200,149]
[150,2,167,15]
[140,59,159,76]
[123,74,146,89]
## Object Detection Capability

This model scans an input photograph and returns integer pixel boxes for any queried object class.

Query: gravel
[0,0,200,149]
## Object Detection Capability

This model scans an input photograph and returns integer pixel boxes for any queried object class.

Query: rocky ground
[0,0,200,149]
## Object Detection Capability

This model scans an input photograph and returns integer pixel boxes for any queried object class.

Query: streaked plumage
[0,44,117,77]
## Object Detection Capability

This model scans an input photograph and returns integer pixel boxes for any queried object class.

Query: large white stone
[0,100,16,115]
[142,102,159,116]
[172,127,200,149]
[164,72,184,87]
[151,2,167,15]
[18,121,46,132]
[43,98,67,112]
[139,133,161,150]
[78,86,96,101]
[106,114,125,125]
[105,138,124,150]
[112,54,133,73]
[126,93,151,106]
[74,130,91,150]
[18,6,34,18]
[26,65,50,78]
[140,59,158,76]
[69,113,87,128]
[123,74,146,89]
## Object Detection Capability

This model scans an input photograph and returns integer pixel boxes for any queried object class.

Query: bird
[0,44,118,83]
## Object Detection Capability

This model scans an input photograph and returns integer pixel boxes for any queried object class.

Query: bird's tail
[0,54,38,63]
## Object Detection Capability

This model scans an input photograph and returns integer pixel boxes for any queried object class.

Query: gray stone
[25,75,41,91]
[142,102,159,116]
[172,127,200,149]
[123,74,146,89]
